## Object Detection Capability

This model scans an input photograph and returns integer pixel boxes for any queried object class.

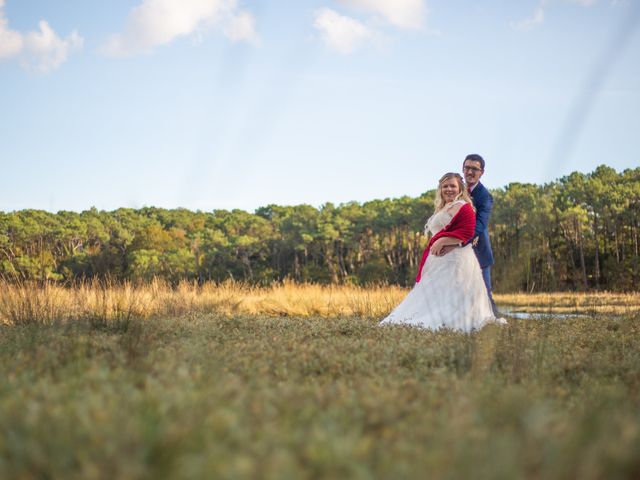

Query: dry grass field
[1,279,638,325]
[0,279,404,325]
[495,291,640,315]
[1,280,639,479]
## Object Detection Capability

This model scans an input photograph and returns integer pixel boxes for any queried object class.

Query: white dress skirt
[380,201,503,332]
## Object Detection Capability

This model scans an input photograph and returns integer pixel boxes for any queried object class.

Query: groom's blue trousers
[481,266,499,316]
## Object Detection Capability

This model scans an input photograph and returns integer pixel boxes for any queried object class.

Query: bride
[380,172,505,332]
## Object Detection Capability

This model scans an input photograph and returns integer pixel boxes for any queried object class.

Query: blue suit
[469,182,494,268]
[469,182,498,315]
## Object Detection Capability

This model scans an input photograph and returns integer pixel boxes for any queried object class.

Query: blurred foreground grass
[2,311,640,479]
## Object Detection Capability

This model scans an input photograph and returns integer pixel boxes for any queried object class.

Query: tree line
[1,165,638,292]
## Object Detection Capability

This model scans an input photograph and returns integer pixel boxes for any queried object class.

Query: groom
[462,154,498,316]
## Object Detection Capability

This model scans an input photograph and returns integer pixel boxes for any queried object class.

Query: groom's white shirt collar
[468,183,479,193]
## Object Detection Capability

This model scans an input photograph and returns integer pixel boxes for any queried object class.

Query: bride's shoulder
[446,200,470,216]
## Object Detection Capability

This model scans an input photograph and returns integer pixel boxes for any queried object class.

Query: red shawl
[415,202,476,283]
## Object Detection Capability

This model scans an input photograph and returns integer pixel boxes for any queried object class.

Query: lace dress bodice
[424,200,465,235]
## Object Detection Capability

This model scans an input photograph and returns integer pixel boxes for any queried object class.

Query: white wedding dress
[380,201,503,332]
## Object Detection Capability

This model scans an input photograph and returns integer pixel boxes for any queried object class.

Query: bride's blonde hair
[434,172,473,212]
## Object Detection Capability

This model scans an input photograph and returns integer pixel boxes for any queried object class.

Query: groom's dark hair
[464,153,485,171]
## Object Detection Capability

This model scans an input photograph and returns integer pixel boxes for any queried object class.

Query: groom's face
[463,160,484,187]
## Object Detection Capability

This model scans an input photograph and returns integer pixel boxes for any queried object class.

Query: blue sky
[1,0,639,213]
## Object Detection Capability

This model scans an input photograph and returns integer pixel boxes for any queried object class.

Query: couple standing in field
[381,154,506,332]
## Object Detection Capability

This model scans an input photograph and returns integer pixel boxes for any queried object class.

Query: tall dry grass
[0,279,407,325]
[495,291,640,314]
[1,279,638,325]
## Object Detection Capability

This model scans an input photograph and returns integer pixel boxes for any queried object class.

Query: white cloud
[0,0,83,72]
[224,10,258,44]
[510,6,545,31]
[511,0,598,31]
[338,0,427,30]
[0,17,22,58]
[314,8,371,54]
[312,1,430,55]
[101,0,258,57]
[22,21,83,73]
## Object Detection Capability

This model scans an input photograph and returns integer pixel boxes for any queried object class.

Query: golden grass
[1,279,638,325]
[495,291,640,314]
[0,279,406,325]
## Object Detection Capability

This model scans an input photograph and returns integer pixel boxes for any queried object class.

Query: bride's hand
[430,238,446,256]
[439,245,457,256]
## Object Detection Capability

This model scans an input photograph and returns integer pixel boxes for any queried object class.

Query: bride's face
[440,179,460,203]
